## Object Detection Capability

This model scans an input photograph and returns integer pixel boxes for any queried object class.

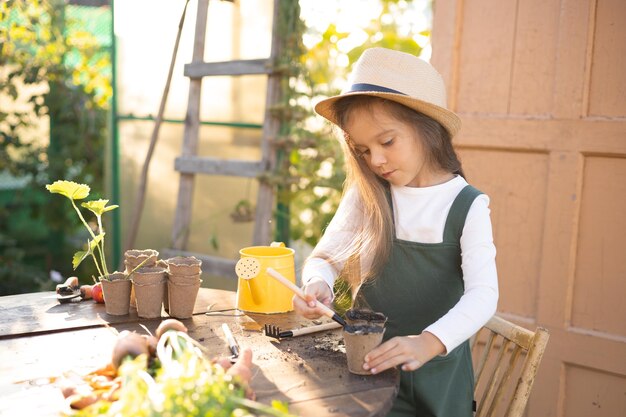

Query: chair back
[471,315,549,417]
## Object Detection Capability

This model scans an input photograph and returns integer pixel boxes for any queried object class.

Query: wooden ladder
[163,0,286,279]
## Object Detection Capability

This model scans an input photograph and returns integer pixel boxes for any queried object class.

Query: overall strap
[384,184,396,228]
[442,185,483,244]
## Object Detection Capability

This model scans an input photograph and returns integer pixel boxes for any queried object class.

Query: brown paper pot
[133,279,166,318]
[168,273,201,285]
[124,249,159,272]
[125,249,159,308]
[132,266,167,318]
[133,266,167,284]
[157,261,170,313]
[101,274,131,316]
[343,326,386,375]
[166,256,202,276]
[168,279,202,319]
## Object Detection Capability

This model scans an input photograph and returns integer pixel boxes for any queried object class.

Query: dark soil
[344,324,384,334]
[345,309,387,323]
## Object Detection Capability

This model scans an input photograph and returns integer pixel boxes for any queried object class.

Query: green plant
[71,330,295,417]
[45,180,117,279]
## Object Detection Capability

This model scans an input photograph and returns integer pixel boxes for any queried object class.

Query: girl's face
[344,102,448,188]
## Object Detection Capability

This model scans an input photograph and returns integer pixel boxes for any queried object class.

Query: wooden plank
[456,118,626,154]
[430,0,463,111]
[0,288,236,338]
[253,0,282,246]
[171,0,209,251]
[160,249,238,279]
[485,316,535,349]
[174,155,264,177]
[571,156,626,333]
[509,0,560,115]
[552,0,593,118]
[456,0,517,114]
[588,0,626,117]
[184,58,271,78]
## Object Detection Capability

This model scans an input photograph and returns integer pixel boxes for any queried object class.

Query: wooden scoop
[266,267,347,327]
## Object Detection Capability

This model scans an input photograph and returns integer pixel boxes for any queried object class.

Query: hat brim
[314,91,461,138]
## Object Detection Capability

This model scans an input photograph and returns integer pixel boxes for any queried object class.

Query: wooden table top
[0,288,398,417]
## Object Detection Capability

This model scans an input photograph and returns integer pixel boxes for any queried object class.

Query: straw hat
[314,47,461,137]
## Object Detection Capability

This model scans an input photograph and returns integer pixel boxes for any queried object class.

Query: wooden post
[252,0,282,246]
[171,0,209,250]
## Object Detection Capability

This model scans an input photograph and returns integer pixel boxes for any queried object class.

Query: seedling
[46,180,118,279]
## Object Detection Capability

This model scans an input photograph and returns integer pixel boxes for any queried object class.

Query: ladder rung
[184,58,271,78]
[175,156,265,177]
[160,249,237,279]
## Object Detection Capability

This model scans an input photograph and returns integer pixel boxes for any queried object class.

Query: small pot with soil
[345,308,387,327]
[343,309,387,375]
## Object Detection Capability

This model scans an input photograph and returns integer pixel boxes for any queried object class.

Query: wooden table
[0,288,398,416]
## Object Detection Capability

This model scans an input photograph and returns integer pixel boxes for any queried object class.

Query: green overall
[355,185,481,417]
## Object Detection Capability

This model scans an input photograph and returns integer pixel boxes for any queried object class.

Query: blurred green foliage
[0,0,111,295]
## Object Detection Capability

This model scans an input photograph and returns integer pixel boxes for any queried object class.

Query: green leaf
[71,234,104,270]
[90,233,105,250]
[72,250,90,270]
[81,199,119,216]
[45,180,90,200]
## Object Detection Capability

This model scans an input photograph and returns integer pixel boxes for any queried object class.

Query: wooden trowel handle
[291,321,342,337]
[266,267,346,327]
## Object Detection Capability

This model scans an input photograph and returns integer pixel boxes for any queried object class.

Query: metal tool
[264,321,342,339]
[266,267,347,328]
[221,323,240,363]
[43,292,81,303]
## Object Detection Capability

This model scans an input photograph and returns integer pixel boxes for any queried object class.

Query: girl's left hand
[362,332,446,374]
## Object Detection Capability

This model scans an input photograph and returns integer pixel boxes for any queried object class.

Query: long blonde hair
[312,96,464,289]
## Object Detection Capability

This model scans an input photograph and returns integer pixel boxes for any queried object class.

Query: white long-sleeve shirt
[302,175,499,353]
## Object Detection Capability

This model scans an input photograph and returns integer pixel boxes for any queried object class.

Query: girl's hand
[292,279,333,320]
[214,347,255,399]
[362,332,446,374]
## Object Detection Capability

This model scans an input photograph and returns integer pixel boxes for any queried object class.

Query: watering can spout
[235,242,296,314]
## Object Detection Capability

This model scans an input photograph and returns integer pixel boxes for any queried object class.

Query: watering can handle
[266,268,346,327]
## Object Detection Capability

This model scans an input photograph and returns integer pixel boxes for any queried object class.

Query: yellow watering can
[235,242,295,314]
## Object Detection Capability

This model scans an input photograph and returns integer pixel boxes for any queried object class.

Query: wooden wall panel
[433,0,626,416]
[571,156,626,335]
[552,0,594,119]
[564,365,626,417]
[509,0,560,116]
[459,149,548,318]
[456,0,517,114]
[588,0,626,118]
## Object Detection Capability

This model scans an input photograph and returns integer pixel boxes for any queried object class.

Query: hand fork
[264,322,342,339]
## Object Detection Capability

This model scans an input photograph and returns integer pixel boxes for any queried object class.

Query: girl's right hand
[292,278,333,320]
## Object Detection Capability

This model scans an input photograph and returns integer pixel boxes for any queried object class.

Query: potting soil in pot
[342,309,387,375]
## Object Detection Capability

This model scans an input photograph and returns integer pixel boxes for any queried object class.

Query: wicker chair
[471,315,550,417]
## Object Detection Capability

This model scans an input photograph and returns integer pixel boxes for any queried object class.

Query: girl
[293,47,498,416]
